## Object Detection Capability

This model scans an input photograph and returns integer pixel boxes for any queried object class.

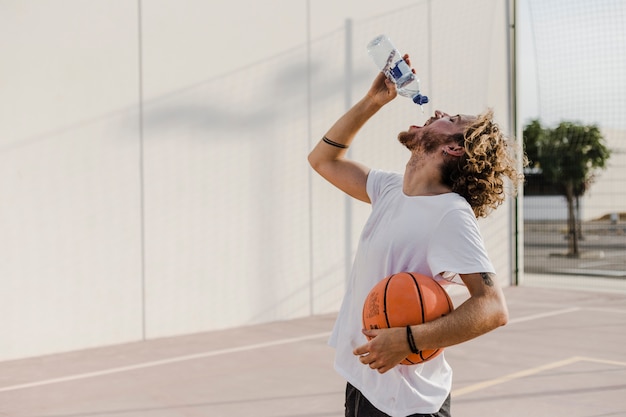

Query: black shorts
[345,382,451,417]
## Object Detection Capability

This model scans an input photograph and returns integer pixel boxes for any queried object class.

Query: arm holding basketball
[407,272,508,349]
[354,326,412,374]
[354,272,508,373]
[308,66,399,203]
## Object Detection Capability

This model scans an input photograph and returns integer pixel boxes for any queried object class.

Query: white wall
[0,1,144,360]
[0,0,514,361]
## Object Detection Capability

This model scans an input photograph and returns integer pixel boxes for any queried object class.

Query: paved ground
[1,282,625,417]
[524,219,626,277]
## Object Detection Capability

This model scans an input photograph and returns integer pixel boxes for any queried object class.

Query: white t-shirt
[329,169,495,416]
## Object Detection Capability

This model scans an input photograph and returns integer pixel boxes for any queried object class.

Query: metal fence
[522,0,626,290]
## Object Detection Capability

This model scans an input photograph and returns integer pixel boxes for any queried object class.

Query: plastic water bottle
[366,34,429,107]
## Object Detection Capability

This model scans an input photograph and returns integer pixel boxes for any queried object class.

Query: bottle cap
[412,94,429,105]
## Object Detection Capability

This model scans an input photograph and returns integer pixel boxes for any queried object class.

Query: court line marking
[453,355,626,397]
[585,307,626,315]
[577,356,626,367]
[507,307,581,324]
[0,332,332,393]
[552,268,626,277]
[452,356,581,397]
[0,307,584,393]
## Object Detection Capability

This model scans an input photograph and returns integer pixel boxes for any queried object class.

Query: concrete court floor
[1,281,625,417]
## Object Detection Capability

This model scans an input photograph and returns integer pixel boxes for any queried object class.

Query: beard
[397,130,415,149]
[397,130,441,153]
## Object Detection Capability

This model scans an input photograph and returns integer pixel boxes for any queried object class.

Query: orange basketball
[362,272,454,365]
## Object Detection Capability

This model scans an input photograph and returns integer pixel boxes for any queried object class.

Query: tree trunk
[565,182,579,257]
[576,195,584,241]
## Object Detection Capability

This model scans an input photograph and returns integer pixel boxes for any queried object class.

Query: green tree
[523,120,611,257]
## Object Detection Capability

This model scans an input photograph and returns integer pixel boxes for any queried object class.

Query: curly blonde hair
[442,109,526,218]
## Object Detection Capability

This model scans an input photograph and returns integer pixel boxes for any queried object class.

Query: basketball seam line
[383,274,394,329]
[407,272,427,362]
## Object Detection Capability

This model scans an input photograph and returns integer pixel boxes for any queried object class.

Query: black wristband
[406,325,420,354]
[322,136,349,149]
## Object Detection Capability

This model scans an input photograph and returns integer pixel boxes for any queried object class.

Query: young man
[308,58,524,417]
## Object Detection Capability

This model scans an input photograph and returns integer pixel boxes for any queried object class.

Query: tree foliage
[523,120,612,256]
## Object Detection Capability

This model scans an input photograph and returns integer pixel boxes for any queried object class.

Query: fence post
[344,18,353,287]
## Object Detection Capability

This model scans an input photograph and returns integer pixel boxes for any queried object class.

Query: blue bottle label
[390,60,410,81]
[391,63,404,80]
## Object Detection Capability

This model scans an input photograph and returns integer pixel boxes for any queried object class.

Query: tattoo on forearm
[480,272,495,287]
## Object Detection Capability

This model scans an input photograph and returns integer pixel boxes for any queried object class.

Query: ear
[443,144,465,157]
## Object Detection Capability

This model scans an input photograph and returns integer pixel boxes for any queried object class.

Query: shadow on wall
[1,50,371,153]
[138,60,371,137]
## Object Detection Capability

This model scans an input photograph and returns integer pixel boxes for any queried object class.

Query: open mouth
[408,125,421,133]
[409,116,437,131]
[423,116,437,126]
